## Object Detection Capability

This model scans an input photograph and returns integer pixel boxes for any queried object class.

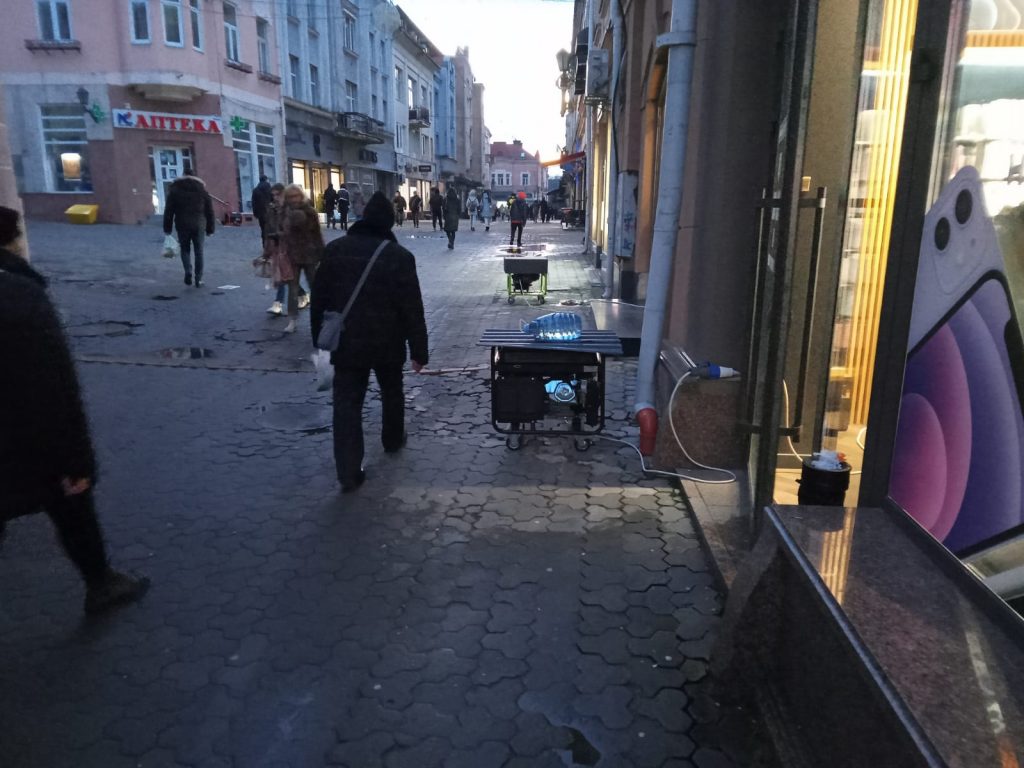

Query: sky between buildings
[396,0,573,168]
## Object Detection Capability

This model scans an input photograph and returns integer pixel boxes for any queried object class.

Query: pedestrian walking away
[251,175,273,245]
[409,191,422,228]
[323,183,338,229]
[310,192,428,492]
[264,183,309,316]
[280,184,324,333]
[540,198,550,223]
[337,184,351,230]
[392,191,407,227]
[163,167,215,287]
[466,189,479,231]
[510,190,529,249]
[443,188,461,250]
[429,187,443,231]
[480,191,493,231]
[0,207,149,615]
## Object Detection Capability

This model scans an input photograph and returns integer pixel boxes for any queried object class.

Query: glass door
[151,147,192,214]
[746,0,821,512]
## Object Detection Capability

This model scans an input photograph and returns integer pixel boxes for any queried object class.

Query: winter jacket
[443,192,461,232]
[281,202,325,266]
[251,180,273,220]
[337,188,350,213]
[409,195,422,213]
[393,194,407,213]
[0,248,96,517]
[510,198,529,224]
[323,187,338,213]
[429,190,443,213]
[480,196,493,219]
[163,175,215,236]
[310,220,428,368]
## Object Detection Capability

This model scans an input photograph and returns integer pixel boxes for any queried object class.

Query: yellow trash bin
[65,204,99,224]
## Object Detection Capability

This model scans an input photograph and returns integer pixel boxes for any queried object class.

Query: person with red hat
[509,191,529,251]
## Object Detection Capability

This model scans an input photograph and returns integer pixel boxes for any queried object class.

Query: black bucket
[797,458,851,506]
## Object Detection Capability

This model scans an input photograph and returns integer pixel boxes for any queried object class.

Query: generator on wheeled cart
[504,256,548,305]
[479,329,624,450]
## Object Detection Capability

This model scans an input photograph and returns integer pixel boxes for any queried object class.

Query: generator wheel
[507,296,515,305]
[574,437,592,452]
[506,434,523,450]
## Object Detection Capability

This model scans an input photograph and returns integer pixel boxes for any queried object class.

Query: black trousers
[431,208,442,230]
[339,208,349,230]
[332,364,405,484]
[510,222,524,246]
[257,215,268,245]
[177,225,206,280]
[2,488,110,586]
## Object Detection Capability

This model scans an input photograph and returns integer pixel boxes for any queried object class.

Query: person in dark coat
[163,168,215,287]
[443,188,461,250]
[251,175,273,244]
[429,188,444,231]
[323,183,338,229]
[310,192,428,492]
[0,207,149,615]
[337,185,351,230]
[392,191,407,226]
[409,191,422,228]
[509,190,529,249]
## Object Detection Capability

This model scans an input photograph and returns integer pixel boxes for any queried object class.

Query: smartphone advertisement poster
[890,167,1024,556]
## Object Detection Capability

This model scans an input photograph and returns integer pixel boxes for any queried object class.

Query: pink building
[489,140,547,203]
[1,0,283,224]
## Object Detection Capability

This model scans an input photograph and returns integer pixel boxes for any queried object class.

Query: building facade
[392,8,440,201]
[1,0,283,224]
[490,140,547,203]
[434,57,458,187]
[565,0,1024,592]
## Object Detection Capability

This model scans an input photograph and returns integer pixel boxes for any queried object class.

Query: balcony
[336,112,389,144]
[408,106,430,129]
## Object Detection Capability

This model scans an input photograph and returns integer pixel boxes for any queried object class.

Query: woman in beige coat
[280,184,325,332]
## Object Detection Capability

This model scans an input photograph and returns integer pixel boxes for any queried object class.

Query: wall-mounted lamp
[76,87,89,110]
[76,86,106,124]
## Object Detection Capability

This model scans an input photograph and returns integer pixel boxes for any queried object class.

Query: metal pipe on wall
[634,0,699,454]
[603,0,625,299]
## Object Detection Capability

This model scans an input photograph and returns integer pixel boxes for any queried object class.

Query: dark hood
[347,219,397,243]
[0,247,46,287]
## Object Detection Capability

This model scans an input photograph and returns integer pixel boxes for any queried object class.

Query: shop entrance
[150,146,193,214]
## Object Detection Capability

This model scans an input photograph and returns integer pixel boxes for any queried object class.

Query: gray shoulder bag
[315,239,389,351]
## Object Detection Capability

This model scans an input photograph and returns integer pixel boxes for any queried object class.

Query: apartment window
[521,172,530,187]
[162,0,183,46]
[379,39,385,69]
[130,0,150,43]
[371,95,378,120]
[309,64,320,106]
[41,105,89,192]
[37,0,72,41]
[306,0,314,21]
[394,67,402,101]
[343,13,355,51]
[345,80,357,113]
[189,0,202,49]
[407,77,414,107]
[396,123,403,150]
[421,134,428,158]
[382,98,388,124]
[421,85,428,110]
[368,32,375,66]
[285,0,297,17]
[256,18,270,73]
[223,3,239,61]
[289,55,300,96]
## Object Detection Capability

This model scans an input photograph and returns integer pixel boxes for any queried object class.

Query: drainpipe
[584,0,596,256]
[634,0,698,455]
[603,0,624,299]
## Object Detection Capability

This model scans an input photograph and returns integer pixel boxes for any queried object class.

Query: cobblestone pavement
[0,218,771,767]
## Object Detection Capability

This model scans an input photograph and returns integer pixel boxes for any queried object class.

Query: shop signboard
[113,109,224,134]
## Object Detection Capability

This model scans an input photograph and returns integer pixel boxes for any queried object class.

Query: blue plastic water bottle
[521,312,583,341]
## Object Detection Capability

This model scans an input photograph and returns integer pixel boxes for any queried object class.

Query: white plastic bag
[162,234,180,259]
[312,350,334,392]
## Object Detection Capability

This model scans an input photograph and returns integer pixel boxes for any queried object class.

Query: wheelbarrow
[504,256,548,305]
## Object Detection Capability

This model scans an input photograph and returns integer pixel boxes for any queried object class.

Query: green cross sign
[229,116,249,133]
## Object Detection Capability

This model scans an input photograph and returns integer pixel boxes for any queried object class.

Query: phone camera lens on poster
[797,450,851,506]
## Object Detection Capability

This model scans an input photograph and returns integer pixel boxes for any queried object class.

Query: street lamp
[556,49,574,117]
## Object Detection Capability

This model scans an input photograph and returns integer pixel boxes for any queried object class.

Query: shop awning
[541,150,586,168]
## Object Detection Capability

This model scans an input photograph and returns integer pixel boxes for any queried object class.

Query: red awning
[540,150,585,168]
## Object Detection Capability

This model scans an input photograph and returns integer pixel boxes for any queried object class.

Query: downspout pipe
[604,0,624,299]
[584,0,596,256]
[634,0,698,455]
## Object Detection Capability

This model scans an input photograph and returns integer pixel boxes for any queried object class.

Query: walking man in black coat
[0,207,149,615]
[337,185,350,231]
[163,168,215,287]
[323,183,338,229]
[310,193,428,492]
[251,175,273,244]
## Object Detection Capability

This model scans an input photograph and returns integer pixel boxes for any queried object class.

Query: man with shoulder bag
[310,193,428,492]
